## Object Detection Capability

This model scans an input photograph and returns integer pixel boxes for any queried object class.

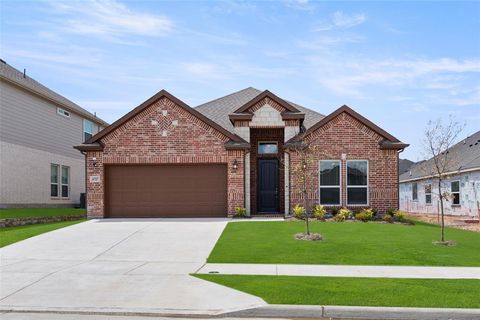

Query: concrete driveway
[0,219,265,315]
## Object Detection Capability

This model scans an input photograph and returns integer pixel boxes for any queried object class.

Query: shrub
[292,204,306,219]
[334,207,351,222]
[383,214,394,223]
[371,208,378,216]
[312,204,327,220]
[330,207,339,216]
[386,208,396,216]
[394,210,407,222]
[355,208,374,222]
[234,207,247,217]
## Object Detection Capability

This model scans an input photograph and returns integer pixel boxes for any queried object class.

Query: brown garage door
[105,164,227,218]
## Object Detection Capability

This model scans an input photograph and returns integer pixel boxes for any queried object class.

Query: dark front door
[257,159,279,213]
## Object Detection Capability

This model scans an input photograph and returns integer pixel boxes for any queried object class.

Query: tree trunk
[438,179,445,242]
[303,171,310,235]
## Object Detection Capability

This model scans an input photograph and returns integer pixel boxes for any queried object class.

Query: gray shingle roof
[0,60,108,126]
[195,87,324,132]
[399,130,480,182]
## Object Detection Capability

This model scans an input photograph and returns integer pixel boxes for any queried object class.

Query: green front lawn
[208,221,480,266]
[0,208,86,219]
[196,274,480,308]
[0,220,85,247]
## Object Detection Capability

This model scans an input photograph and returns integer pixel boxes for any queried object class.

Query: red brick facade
[79,90,404,218]
[288,112,399,214]
[85,96,244,218]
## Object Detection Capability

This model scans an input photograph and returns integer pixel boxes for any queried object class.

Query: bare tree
[422,117,464,243]
[288,133,331,235]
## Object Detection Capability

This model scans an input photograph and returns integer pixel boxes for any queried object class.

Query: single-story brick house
[75,88,408,218]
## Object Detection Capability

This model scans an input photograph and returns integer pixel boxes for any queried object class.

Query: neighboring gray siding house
[399,130,480,217]
[0,61,108,208]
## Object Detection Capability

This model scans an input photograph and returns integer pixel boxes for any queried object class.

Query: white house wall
[399,170,480,217]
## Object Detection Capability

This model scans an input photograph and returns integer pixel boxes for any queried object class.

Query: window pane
[258,143,278,154]
[84,132,93,142]
[320,187,340,205]
[51,165,58,183]
[451,181,459,192]
[425,184,431,193]
[62,185,69,198]
[84,120,93,133]
[412,183,418,200]
[62,167,69,184]
[452,193,460,205]
[320,161,340,186]
[51,184,58,197]
[347,161,367,186]
[348,187,368,204]
[426,194,432,204]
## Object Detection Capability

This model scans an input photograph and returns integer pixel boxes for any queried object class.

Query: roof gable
[83,89,245,145]
[234,90,301,114]
[194,87,325,131]
[303,105,401,142]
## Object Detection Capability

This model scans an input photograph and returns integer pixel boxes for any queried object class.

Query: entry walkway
[197,263,480,279]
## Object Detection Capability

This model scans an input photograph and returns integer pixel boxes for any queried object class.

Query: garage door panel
[106,164,228,218]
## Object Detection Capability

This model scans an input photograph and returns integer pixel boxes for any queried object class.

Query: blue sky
[1,0,479,160]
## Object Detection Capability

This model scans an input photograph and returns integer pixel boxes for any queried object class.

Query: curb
[224,305,480,320]
[1,305,480,320]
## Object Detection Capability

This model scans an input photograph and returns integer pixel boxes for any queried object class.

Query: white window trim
[412,182,418,202]
[318,160,342,206]
[425,183,432,205]
[61,165,70,199]
[346,160,369,206]
[83,119,94,142]
[451,180,461,206]
[57,107,70,118]
[51,164,60,198]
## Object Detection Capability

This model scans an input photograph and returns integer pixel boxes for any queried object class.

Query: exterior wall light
[233,159,239,171]
[92,157,97,167]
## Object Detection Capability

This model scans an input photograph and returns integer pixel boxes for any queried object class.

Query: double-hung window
[346,160,368,205]
[61,166,70,198]
[412,182,418,201]
[83,119,94,142]
[451,181,460,205]
[319,160,341,205]
[425,183,432,204]
[51,164,59,197]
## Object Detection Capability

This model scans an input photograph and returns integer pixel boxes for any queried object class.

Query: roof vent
[23,68,26,78]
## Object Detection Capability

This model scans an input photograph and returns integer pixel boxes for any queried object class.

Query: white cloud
[307,54,480,98]
[284,0,316,11]
[313,11,367,31]
[49,0,173,39]
[332,11,366,29]
[297,35,364,49]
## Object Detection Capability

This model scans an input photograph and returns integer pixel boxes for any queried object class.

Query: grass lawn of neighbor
[0,220,85,247]
[207,221,480,266]
[195,274,480,308]
[0,208,86,219]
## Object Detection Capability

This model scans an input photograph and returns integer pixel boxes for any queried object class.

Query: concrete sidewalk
[198,263,480,279]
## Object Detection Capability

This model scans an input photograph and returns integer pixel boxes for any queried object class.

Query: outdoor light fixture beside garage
[233,159,238,171]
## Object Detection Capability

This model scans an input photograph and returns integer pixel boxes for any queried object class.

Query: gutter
[400,166,480,183]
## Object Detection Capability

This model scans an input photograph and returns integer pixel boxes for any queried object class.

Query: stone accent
[85,96,245,218]
[245,152,251,215]
[289,112,399,213]
[0,215,85,228]
[250,105,285,128]
[284,152,290,215]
